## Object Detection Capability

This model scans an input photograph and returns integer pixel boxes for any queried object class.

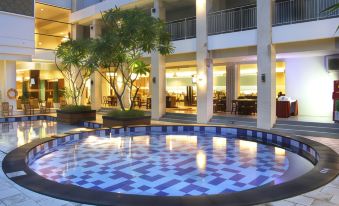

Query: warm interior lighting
[196,150,207,172]
[86,135,100,142]
[132,136,150,146]
[196,0,206,10]
[213,137,227,151]
[109,137,123,149]
[275,147,286,156]
[166,135,197,151]
[239,140,257,154]
[166,71,196,78]
[17,129,25,147]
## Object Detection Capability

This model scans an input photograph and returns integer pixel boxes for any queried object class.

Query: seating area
[0,99,56,117]
[231,96,257,115]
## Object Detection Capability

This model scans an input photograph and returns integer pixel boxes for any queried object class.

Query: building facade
[0,0,338,129]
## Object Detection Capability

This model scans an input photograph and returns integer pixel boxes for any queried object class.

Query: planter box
[57,110,96,124]
[103,115,151,127]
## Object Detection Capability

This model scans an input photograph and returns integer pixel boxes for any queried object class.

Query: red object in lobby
[276,100,298,118]
[276,101,290,118]
[333,80,339,123]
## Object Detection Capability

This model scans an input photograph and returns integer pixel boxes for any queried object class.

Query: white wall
[273,18,339,44]
[208,29,257,50]
[0,12,35,61]
[285,56,337,117]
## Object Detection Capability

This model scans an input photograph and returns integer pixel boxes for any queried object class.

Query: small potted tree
[55,39,96,124]
[52,82,60,109]
[90,8,173,127]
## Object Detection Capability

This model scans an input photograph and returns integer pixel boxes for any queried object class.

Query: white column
[226,64,240,112]
[196,0,213,123]
[0,61,17,111]
[90,20,102,38]
[69,24,84,105]
[71,24,83,40]
[257,0,276,130]
[90,20,103,110]
[151,0,166,119]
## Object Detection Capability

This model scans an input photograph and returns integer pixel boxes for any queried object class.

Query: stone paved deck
[0,131,338,206]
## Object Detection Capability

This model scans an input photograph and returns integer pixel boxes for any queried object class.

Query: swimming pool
[3,125,338,206]
[29,134,313,196]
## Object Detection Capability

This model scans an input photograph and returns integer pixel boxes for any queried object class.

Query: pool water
[0,120,78,153]
[29,134,314,196]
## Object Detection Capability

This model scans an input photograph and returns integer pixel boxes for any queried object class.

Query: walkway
[0,121,338,205]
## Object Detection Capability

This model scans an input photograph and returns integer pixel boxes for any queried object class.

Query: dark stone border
[2,123,339,206]
[56,110,96,114]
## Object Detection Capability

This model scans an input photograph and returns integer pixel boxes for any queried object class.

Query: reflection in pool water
[0,120,77,153]
[30,134,314,196]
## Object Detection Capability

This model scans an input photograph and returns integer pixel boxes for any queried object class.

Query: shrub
[60,105,92,113]
[106,109,147,119]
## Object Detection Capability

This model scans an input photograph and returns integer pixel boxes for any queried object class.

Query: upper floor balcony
[167,0,339,41]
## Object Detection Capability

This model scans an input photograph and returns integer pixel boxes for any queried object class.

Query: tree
[90,8,173,111]
[55,39,94,106]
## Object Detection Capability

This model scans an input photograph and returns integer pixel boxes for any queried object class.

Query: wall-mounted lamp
[261,73,266,83]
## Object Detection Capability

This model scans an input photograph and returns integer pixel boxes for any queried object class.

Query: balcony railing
[274,0,339,25]
[167,0,339,41]
[208,4,257,35]
[166,17,196,41]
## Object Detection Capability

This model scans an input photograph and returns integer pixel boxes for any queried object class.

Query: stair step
[271,128,339,138]
[276,120,338,128]
[273,124,339,134]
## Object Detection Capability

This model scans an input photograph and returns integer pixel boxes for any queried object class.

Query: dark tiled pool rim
[2,115,339,206]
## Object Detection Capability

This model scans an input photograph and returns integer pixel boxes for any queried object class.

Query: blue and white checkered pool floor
[29,134,312,196]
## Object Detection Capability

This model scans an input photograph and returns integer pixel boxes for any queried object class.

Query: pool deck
[0,116,338,205]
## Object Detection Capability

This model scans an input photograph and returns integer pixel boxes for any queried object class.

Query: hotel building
[0,0,338,129]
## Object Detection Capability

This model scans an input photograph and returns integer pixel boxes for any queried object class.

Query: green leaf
[321,3,339,13]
